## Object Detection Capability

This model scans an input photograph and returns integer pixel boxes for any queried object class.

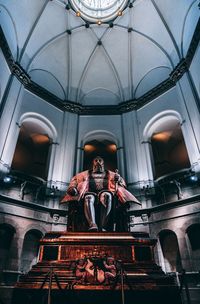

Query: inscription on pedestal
[60,245,133,261]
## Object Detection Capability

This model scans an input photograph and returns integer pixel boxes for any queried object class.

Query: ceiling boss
[70,0,128,22]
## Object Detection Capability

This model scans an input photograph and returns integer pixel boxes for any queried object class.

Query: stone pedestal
[12,232,181,304]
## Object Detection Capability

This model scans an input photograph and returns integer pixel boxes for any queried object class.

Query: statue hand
[67,187,78,196]
[114,173,120,183]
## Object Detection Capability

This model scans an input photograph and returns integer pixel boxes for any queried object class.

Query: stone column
[177,230,192,271]
[177,74,200,173]
[0,78,24,176]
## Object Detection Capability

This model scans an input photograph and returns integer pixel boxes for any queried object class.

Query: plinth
[12,232,181,304]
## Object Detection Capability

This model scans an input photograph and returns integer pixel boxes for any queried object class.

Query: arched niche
[159,230,182,273]
[0,224,15,278]
[82,131,119,172]
[143,112,190,179]
[11,115,57,180]
[20,229,43,273]
[83,139,117,171]
[186,224,200,271]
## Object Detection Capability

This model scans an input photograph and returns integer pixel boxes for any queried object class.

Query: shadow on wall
[0,223,16,274]
[20,229,43,274]
[11,122,52,180]
[159,230,182,273]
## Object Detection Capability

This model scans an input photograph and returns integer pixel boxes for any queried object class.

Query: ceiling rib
[115,24,175,69]
[101,43,124,101]
[0,4,19,59]
[76,43,99,102]
[26,31,68,71]
[150,0,181,60]
[19,0,49,63]
[29,68,66,99]
[181,0,198,57]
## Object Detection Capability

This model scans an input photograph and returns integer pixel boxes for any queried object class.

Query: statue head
[92,156,104,173]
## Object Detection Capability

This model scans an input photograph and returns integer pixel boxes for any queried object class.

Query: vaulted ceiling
[0,0,199,106]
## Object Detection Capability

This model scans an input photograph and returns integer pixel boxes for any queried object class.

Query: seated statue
[61,156,141,231]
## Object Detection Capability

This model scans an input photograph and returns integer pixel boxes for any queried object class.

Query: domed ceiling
[0,0,199,108]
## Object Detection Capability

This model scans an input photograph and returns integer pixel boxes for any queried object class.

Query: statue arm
[61,171,88,203]
[66,171,89,197]
[114,172,126,187]
[67,176,79,196]
[118,176,126,187]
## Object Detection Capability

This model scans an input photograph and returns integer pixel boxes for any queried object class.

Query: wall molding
[0,18,199,115]
[11,62,31,86]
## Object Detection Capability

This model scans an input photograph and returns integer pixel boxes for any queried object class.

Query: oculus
[70,0,128,22]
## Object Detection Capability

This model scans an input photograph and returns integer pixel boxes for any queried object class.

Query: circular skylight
[70,0,128,22]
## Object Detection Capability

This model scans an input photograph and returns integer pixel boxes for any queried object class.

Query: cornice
[0,192,199,222]
[169,59,188,82]
[185,17,200,67]
[120,77,175,111]
[129,193,200,217]
[11,62,31,86]
[0,18,199,115]
[0,27,15,68]
[0,193,67,217]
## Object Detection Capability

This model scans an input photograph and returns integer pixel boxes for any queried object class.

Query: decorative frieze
[11,62,31,86]
[169,59,188,83]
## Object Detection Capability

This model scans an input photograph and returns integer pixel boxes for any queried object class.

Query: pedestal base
[12,232,181,304]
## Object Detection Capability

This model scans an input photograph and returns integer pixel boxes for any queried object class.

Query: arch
[82,130,118,146]
[83,140,118,172]
[12,113,57,180]
[186,224,200,251]
[0,223,16,238]
[19,112,57,141]
[29,68,66,100]
[186,224,200,271]
[159,229,182,272]
[134,66,171,99]
[81,87,120,105]
[143,111,190,178]
[0,218,21,237]
[21,223,47,240]
[143,110,182,141]
[80,130,119,172]
[0,223,16,279]
[20,229,43,273]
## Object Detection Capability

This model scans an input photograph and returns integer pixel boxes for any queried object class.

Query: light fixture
[84,144,96,152]
[152,131,172,141]
[190,175,198,182]
[3,176,12,183]
[107,144,117,152]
